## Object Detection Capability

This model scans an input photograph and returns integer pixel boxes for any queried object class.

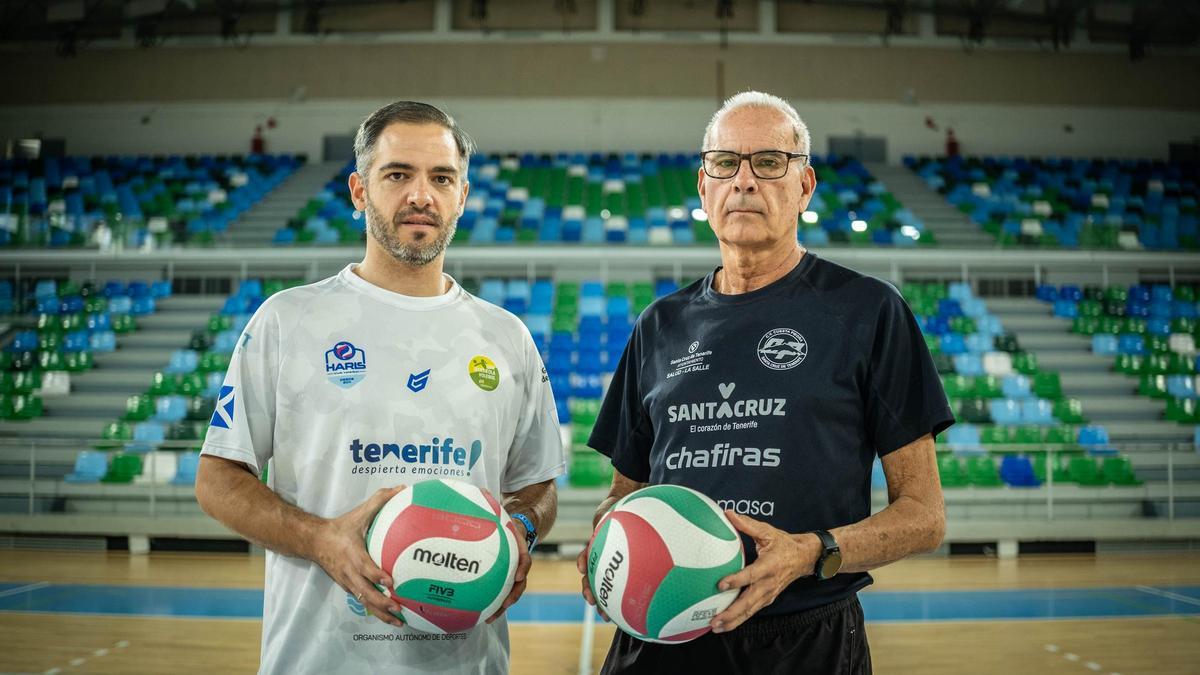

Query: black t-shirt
[588,252,954,616]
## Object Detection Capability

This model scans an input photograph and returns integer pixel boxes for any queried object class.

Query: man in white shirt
[196,101,565,674]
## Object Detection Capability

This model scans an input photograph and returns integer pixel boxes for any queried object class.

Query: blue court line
[0,584,1197,623]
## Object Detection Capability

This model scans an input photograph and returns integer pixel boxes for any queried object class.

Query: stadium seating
[0,154,302,248]
[274,154,932,247]
[905,155,1199,250]
[1038,282,1200,424]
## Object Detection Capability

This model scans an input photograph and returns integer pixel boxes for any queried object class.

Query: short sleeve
[501,328,567,493]
[863,287,955,457]
[588,323,655,483]
[199,302,280,477]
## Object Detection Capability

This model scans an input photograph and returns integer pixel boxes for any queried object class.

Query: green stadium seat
[189,332,213,352]
[1138,374,1169,399]
[974,375,1004,399]
[1012,352,1039,375]
[1165,397,1198,423]
[1114,354,1144,375]
[97,421,133,450]
[6,394,42,420]
[966,455,1003,487]
[64,352,93,373]
[101,453,143,483]
[10,371,40,395]
[1052,398,1087,424]
[937,454,967,487]
[941,375,974,399]
[958,398,992,424]
[207,315,233,334]
[932,353,955,374]
[980,425,1012,446]
[993,334,1021,353]
[198,352,230,373]
[148,372,178,396]
[1068,456,1106,486]
[1072,316,1099,335]
[1043,425,1077,447]
[177,373,205,397]
[1032,373,1063,399]
[111,315,137,333]
[124,394,154,422]
[186,397,214,421]
[1013,426,1044,444]
[1101,456,1142,486]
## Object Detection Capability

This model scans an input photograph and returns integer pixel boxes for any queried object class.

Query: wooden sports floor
[0,550,1198,674]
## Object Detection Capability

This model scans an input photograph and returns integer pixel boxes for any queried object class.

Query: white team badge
[757,328,807,370]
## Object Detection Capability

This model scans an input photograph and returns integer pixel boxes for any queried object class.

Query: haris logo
[757,328,807,371]
[325,341,367,388]
[408,369,431,393]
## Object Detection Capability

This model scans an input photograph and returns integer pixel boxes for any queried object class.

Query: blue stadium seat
[1021,399,1055,425]
[1092,334,1119,355]
[127,421,166,453]
[1000,455,1040,487]
[64,450,107,483]
[165,350,199,375]
[989,399,1022,426]
[154,395,187,423]
[1001,375,1032,399]
[171,452,202,485]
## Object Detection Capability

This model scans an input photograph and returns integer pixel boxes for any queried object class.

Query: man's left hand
[710,510,820,633]
[486,518,532,624]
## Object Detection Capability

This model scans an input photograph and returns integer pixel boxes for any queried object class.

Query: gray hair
[701,91,811,155]
[353,101,476,179]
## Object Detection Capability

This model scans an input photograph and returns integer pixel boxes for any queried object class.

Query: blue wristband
[510,512,537,552]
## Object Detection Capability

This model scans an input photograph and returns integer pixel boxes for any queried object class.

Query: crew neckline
[701,250,818,305]
[338,263,463,311]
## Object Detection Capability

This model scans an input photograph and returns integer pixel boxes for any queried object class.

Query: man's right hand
[311,485,407,627]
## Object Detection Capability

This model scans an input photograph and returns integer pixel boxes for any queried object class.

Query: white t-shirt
[201,264,565,675]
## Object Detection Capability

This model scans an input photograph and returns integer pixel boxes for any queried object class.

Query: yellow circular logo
[468,355,500,391]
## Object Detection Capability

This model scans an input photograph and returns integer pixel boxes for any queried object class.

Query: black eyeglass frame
[700,150,810,180]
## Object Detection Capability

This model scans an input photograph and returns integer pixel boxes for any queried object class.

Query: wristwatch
[510,512,538,553]
[812,529,842,580]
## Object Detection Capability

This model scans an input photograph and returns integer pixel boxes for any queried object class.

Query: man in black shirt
[577,91,954,674]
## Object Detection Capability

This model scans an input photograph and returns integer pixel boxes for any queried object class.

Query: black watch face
[820,551,843,579]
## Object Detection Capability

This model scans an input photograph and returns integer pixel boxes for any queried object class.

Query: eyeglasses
[700,150,809,180]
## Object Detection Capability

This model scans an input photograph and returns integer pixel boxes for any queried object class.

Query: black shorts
[600,595,871,675]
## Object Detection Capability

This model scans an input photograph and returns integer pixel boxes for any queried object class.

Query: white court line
[1134,585,1200,608]
[0,582,49,599]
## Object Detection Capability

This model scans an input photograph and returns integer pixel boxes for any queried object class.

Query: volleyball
[586,484,744,644]
[366,478,521,634]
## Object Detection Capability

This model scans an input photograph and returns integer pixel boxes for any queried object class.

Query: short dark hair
[353,100,476,179]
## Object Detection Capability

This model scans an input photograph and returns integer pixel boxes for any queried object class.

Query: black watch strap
[812,529,841,580]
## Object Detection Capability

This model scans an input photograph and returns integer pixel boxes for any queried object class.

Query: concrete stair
[869,163,997,249]
[222,161,346,246]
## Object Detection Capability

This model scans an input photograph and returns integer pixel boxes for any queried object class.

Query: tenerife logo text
[349,437,483,478]
[325,341,367,389]
[665,443,780,470]
[412,548,481,575]
[666,382,786,432]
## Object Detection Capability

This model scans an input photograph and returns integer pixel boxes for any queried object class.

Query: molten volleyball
[586,484,744,644]
[366,478,520,633]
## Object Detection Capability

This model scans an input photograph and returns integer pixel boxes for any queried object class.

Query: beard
[363,195,458,267]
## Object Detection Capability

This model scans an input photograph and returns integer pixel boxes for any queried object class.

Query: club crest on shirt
[757,328,808,370]
[468,355,500,391]
[325,340,367,388]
